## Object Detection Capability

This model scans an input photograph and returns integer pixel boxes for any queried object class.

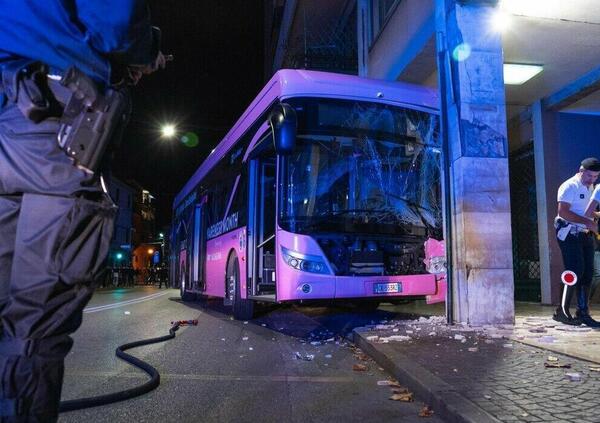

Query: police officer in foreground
[0,1,164,421]
[554,158,600,327]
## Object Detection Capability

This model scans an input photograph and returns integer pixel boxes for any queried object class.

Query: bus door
[192,201,207,291]
[248,152,277,296]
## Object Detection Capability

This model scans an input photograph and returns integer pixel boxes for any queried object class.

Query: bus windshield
[279,99,441,236]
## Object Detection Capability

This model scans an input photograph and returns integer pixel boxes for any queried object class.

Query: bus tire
[180,274,196,302]
[227,253,254,320]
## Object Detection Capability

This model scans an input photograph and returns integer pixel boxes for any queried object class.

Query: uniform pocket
[56,194,117,286]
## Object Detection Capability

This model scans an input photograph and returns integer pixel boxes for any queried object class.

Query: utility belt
[555,216,590,241]
[0,60,130,173]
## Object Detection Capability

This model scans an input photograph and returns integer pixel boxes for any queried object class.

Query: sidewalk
[354,302,600,423]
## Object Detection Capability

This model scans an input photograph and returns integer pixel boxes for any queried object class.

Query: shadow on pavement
[170,295,435,343]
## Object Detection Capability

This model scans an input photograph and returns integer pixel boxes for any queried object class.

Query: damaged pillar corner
[435,0,515,325]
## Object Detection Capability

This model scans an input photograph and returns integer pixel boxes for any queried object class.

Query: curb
[353,328,502,423]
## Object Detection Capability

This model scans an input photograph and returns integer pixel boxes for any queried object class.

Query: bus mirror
[269,103,296,155]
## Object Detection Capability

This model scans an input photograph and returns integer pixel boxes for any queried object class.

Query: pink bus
[171,69,446,320]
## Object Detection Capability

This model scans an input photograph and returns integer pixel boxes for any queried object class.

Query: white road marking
[83,291,172,313]
[65,371,353,383]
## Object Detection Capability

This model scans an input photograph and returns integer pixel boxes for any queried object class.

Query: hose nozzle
[171,319,198,326]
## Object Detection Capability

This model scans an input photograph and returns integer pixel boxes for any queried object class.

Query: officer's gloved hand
[126,52,169,85]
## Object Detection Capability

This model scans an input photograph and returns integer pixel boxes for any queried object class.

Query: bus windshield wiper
[386,193,432,232]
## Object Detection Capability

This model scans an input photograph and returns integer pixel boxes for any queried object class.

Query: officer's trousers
[556,230,595,317]
[0,103,116,422]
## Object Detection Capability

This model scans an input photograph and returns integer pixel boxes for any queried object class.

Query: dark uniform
[554,158,600,328]
[0,2,159,421]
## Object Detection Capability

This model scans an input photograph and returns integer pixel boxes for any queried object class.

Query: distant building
[127,181,157,270]
[105,175,135,267]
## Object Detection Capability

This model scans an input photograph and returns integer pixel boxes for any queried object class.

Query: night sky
[112,1,265,228]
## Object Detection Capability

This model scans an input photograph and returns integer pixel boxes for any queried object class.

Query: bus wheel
[227,253,254,320]
[180,274,196,302]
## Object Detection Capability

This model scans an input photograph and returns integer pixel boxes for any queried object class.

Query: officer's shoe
[576,313,600,328]
[552,309,581,326]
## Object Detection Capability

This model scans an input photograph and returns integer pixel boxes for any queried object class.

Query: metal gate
[281,2,357,74]
[509,144,541,302]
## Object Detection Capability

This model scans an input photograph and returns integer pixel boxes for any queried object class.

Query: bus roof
[173,69,439,209]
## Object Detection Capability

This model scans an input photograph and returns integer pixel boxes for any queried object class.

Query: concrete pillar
[435,0,514,324]
[532,101,562,305]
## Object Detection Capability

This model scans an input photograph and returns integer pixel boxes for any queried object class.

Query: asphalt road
[59,286,446,423]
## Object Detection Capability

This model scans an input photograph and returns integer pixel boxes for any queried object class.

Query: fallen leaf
[547,356,559,362]
[353,364,368,371]
[419,405,434,417]
[389,392,413,402]
[391,388,410,395]
[387,381,404,389]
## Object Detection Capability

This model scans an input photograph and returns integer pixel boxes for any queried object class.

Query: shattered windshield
[279,99,441,236]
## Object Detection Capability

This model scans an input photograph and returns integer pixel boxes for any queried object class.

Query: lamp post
[158,232,165,266]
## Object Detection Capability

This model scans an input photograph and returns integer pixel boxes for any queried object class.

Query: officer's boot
[576,283,600,328]
[553,283,581,325]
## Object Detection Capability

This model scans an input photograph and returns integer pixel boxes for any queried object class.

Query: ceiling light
[499,0,562,19]
[503,63,543,85]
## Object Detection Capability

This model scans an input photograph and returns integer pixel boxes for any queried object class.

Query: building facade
[105,175,135,268]
[266,0,600,324]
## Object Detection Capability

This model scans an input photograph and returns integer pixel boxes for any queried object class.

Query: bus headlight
[426,256,447,274]
[282,247,330,274]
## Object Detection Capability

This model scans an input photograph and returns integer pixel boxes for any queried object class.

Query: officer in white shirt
[554,157,600,327]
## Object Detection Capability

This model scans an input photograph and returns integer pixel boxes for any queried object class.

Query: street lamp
[161,124,177,138]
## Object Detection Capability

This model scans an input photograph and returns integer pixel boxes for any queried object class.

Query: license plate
[373,282,402,294]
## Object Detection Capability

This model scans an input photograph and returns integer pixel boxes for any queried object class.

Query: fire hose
[59,319,198,412]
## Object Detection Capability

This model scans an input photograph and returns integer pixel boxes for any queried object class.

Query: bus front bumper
[277,272,446,302]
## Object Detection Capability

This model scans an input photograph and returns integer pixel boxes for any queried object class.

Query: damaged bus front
[276,97,446,305]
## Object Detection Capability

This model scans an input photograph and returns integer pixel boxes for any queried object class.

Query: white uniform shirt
[557,174,593,228]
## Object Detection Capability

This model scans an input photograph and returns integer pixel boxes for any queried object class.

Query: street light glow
[148,248,155,255]
[161,124,176,138]
[491,10,510,32]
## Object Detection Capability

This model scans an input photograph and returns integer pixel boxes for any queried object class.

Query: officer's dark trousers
[0,104,116,422]
[556,230,595,316]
